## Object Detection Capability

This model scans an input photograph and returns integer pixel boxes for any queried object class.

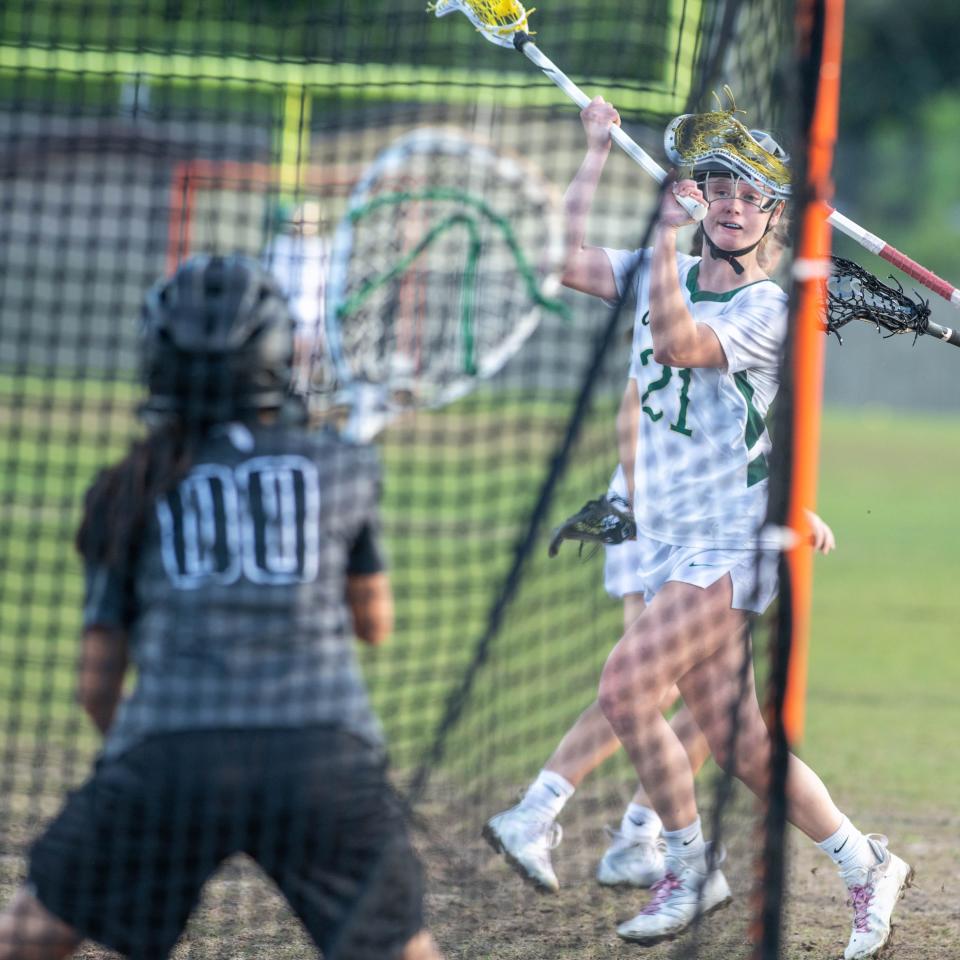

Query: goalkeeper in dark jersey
[0,255,441,960]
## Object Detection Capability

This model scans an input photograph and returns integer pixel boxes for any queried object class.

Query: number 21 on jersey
[638,348,693,437]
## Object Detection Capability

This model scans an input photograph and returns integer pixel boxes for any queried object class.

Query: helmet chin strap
[701,229,755,275]
[701,207,780,276]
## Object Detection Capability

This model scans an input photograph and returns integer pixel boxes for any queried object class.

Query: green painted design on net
[336,187,570,376]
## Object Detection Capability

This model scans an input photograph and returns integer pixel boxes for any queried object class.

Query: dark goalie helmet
[140,254,295,420]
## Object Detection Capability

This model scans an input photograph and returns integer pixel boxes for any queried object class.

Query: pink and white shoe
[615,844,732,945]
[842,835,913,959]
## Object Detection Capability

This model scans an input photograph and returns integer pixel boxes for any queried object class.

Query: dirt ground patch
[421,785,959,960]
[2,781,956,959]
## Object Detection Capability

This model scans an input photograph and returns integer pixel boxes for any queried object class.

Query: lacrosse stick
[430,0,707,223]
[323,126,569,441]
[825,256,959,348]
[665,102,960,310]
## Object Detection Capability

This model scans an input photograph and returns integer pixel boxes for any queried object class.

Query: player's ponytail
[75,417,203,569]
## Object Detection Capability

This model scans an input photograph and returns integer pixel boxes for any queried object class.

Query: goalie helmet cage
[0,1,833,958]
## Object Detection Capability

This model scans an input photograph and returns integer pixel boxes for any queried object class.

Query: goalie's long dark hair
[75,417,207,570]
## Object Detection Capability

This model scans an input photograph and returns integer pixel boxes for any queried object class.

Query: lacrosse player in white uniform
[487,96,910,959]
[484,105,833,898]
[583,97,909,955]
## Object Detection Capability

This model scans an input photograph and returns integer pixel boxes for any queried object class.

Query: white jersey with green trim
[604,247,788,550]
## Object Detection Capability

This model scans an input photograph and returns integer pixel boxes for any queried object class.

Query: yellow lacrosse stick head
[430,0,534,47]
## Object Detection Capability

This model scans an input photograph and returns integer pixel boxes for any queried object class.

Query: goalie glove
[547,494,637,558]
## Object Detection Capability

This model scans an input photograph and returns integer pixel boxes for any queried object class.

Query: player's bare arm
[616,379,640,504]
[76,627,128,735]
[560,97,619,300]
[347,572,395,646]
[648,181,726,369]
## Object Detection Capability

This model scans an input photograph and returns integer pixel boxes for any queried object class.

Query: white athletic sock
[620,803,663,840]
[663,816,705,866]
[817,816,878,878]
[520,770,575,820]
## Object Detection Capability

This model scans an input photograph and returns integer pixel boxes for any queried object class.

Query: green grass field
[1,379,958,816]
[804,410,960,807]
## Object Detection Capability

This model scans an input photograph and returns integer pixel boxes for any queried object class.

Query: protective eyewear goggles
[696,171,782,213]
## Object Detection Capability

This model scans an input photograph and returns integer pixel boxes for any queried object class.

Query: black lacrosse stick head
[547,494,637,559]
[826,256,931,344]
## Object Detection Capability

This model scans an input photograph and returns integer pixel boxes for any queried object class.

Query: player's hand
[659,179,705,229]
[804,509,836,555]
[580,96,620,153]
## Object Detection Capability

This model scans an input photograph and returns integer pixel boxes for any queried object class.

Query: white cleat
[483,805,562,893]
[616,845,732,945]
[842,835,913,960]
[596,826,666,888]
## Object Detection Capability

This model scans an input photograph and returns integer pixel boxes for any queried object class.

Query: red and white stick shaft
[829,209,960,309]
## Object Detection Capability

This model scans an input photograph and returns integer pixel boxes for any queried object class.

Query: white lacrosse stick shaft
[518,40,706,222]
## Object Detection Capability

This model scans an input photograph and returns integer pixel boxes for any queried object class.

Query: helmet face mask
[695,168,783,213]
[140,254,295,422]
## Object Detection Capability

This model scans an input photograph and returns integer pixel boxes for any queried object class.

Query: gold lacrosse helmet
[664,107,791,205]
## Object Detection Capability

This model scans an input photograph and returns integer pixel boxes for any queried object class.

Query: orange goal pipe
[164,159,360,275]
[783,0,846,743]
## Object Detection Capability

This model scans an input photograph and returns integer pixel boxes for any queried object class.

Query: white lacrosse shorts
[604,532,778,615]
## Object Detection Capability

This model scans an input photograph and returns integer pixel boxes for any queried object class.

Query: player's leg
[11,736,220,960]
[599,578,740,829]
[486,585,714,892]
[597,701,710,889]
[543,698,624,788]
[0,889,80,960]
[603,574,910,952]
[399,930,444,960]
[483,592,652,892]
[266,728,436,960]
[674,627,846,837]
[598,577,741,943]
[541,597,653,783]
[483,593,646,892]
[676,632,912,960]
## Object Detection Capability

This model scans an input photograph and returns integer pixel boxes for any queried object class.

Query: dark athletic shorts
[28,727,424,960]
